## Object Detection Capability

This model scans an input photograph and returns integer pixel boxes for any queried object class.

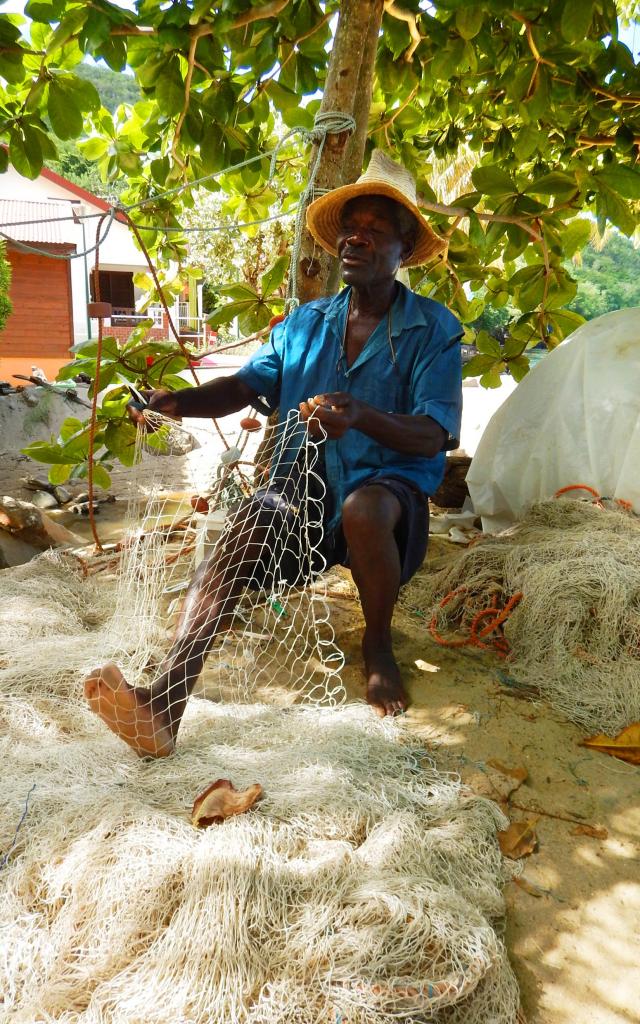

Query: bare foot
[84,663,175,758]
[363,644,408,718]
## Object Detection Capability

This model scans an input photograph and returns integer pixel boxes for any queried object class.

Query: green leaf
[48,6,87,51]
[508,355,530,382]
[514,125,539,163]
[48,79,84,139]
[0,49,24,84]
[161,373,191,391]
[561,1,593,43]
[525,171,577,196]
[21,440,77,465]
[61,427,92,461]
[547,308,585,339]
[260,255,289,298]
[455,6,483,40]
[9,128,43,179]
[91,463,112,490]
[467,210,486,251]
[48,463,73,485]
[561,218,591,257]
[596,183,636,236]
[104,421,138,466]
[208,298,258,329]
[480,367,503,389]
[476,331,501,357]
[471,165,517,196]
[155,58,185,117]
[80,136,109,160]
[462,352,500,377]
[596,165,640,201]
[58,417,85,443]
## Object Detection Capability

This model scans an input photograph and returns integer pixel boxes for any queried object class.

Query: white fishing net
[0,412,520,1023]
[402,498,640,734]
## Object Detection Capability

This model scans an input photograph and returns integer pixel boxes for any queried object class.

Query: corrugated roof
[0,199,79,244]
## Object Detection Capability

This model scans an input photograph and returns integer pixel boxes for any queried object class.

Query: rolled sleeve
[235,322,285,414]
[412,329,463,447]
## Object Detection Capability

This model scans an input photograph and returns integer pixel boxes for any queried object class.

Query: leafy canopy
[3,0,640,461]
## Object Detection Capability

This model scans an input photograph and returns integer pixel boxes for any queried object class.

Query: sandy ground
[2,374,639,1022]
[322,545,640,1024]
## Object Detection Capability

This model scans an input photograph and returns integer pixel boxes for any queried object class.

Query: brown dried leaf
[498,818,539,860]
[513,876,548,898]
[487,759,528,786]
[571,823,608,840]
[191,778,263,828]
[580,722,640,765]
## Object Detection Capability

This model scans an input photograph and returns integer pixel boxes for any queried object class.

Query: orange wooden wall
[1,246,74,363]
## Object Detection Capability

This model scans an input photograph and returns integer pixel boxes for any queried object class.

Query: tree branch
[418,196,542,241]
[377,85,418,130]
[171,27,202,164]
[255,8,332,93]
[230,0,290,30]
[383,0,422,61]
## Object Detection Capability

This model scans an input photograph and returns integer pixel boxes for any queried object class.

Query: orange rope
[86,212,112,553]
[554,483,636,512]
[554,483,601,500]
[429,588,523,657]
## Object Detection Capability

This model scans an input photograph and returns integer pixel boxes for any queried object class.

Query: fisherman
[84,150,463,756]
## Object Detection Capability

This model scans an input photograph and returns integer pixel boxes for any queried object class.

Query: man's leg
[340,485,406,717]
[84,505,277,757]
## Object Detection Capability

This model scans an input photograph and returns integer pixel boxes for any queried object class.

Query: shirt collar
[308,281,430,338]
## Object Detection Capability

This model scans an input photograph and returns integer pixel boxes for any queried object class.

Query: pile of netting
[402,499,640,734]
[0,417,520,1023]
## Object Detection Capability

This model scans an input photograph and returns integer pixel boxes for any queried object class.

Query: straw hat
[306,149,445,268]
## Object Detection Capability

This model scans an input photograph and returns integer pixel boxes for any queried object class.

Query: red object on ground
[240,417,262,432]
[190,495,209,514]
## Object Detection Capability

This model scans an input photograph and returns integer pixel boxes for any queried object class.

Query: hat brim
[306,181,446,268]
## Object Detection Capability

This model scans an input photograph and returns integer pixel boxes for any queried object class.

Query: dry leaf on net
[498,818,539,860]
[191,779,263,828]
[571,823,609,840]
[579,722,640,765]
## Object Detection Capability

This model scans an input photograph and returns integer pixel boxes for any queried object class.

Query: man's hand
[127,389,181,430]
[299,392,363,440]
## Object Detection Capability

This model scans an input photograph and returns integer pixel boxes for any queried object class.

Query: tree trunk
[255,0,383,481]
[295,0,384,304]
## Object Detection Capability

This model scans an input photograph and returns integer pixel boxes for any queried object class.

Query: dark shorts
[235,473,429,592]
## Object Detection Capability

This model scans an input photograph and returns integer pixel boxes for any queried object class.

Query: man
[84,150,462,757]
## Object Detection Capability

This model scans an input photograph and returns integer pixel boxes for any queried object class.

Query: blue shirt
[236,283,462,530]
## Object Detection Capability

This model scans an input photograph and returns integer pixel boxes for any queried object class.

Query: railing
[87,306,219,349]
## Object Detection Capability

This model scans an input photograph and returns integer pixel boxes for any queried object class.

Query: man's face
[336,195,412,289]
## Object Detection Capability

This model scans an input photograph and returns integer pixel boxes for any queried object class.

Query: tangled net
[0,412,520,1023]
[0,556,520,1023]
[402,499,640,733]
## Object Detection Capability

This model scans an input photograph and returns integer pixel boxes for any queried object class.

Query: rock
[20,388,40,407]
[68,502,100,516]
[23,475,55,493]
[0,496,83,551]
[52,485,73,505]
[30,490,59,510]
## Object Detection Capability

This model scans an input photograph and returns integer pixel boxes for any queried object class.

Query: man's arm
[300,393,447,458]
[133,374,262,424]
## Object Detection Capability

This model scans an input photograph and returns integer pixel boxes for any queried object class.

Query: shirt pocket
[357,374,411,415]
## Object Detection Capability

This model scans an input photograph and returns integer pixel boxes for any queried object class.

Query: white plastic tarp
[466,307,640,532]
